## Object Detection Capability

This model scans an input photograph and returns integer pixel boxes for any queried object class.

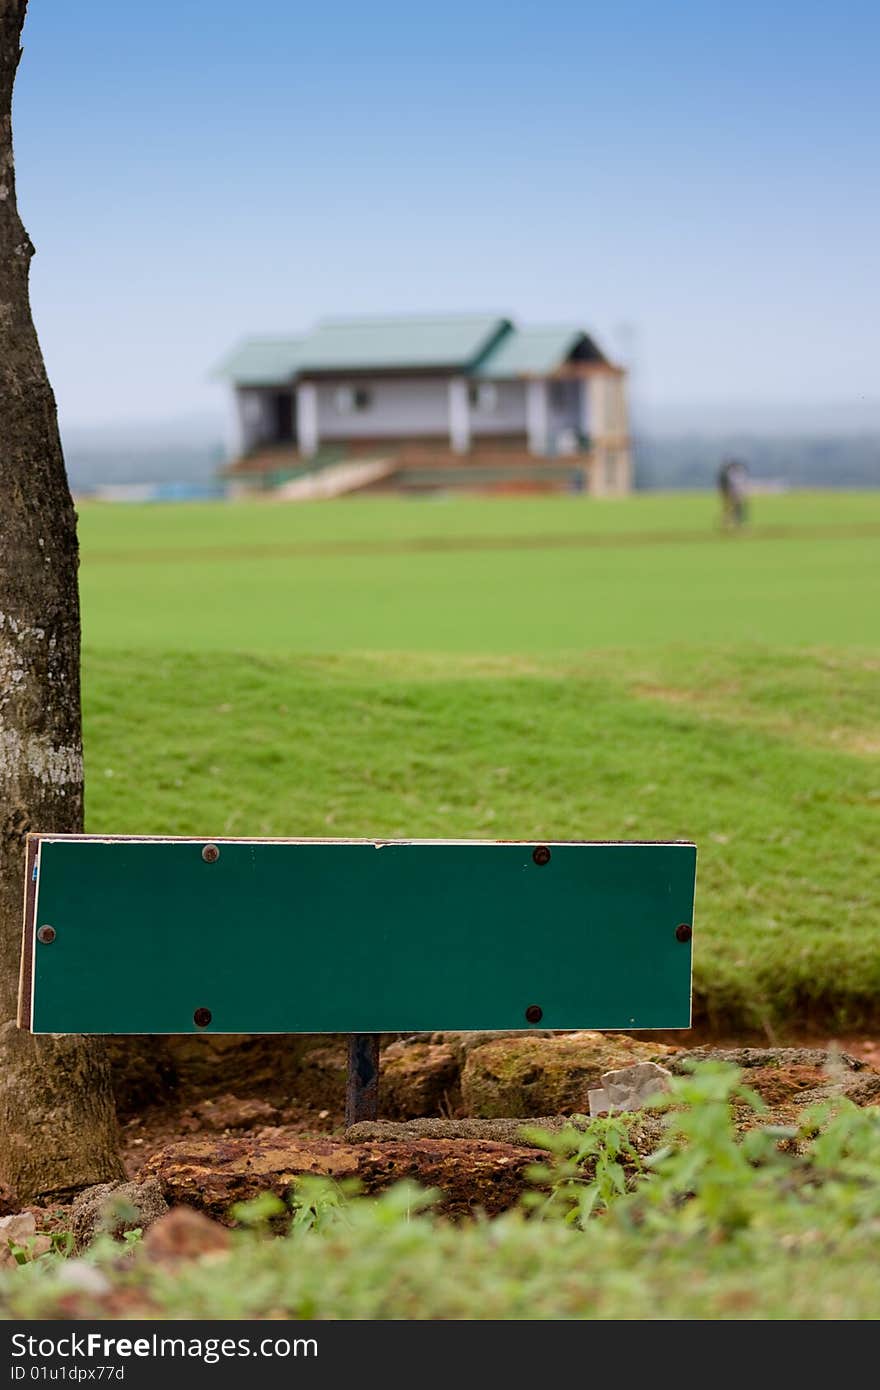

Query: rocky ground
[5,1027,872,1250]
[4,1029,880,1256]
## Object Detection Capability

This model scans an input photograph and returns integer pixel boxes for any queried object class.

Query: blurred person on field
[718,457,750,529]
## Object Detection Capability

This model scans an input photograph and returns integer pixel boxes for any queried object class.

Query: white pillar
[613,375,628,434]
[225,388,246,460]
[296,381,319,457]
[588,374,607,440]
[448,378,470,453]
[526,379,549,456]
[237,389,267,453]
[578,379,590,440]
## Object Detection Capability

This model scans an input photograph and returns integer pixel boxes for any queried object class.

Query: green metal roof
[215,318,607,385]
[474,326,589,377]
[296,315,510,372]
[212,338,305,385]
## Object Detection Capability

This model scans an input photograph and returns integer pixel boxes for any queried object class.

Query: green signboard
[20,835,696,1035]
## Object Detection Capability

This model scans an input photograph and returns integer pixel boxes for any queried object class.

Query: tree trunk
[0,0,123,1203]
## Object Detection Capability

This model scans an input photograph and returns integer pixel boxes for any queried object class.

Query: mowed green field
[78,491,880,1030]
[79,491,878,651]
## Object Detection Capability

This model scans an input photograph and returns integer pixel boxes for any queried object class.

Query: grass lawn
[76,490,880,1030]
[78,490,880,652]
[7,1186,880,1319]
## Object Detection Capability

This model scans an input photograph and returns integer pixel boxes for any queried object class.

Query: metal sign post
[346,1034,381,1125]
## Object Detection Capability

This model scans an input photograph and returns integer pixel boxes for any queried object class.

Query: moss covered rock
[142,1132,540,1220]
[460,1032,676,1118]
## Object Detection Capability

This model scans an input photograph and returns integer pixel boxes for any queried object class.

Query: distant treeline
[63,434,880,492]
[64,443,225,490]
[634,433,880,490]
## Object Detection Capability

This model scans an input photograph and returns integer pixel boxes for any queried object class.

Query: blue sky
[13,0,880,430]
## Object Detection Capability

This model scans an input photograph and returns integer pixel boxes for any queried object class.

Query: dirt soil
[119,1029,880,1149]
[119,1030,880,1185]
[14,1029,880,1234]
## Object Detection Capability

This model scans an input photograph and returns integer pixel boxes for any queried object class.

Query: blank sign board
[20,835,696,1035]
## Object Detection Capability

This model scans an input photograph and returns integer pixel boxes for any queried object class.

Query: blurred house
[214,315,630,496]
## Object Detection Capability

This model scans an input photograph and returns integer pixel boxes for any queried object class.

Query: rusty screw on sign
[202,844,220,863]
[532,846,551,866]
[36,924,56,945]
[193,1008,212,1028]
[525,1004,543,1023]
[675,923,693,943]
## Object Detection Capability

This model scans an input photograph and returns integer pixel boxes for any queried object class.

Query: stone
[673,1047,864,1074]
[188,1095,280,1131]
[0,1212,51,1265]
[142,1135,359,1223]
[736,1064,830,1107]
[588,1061,673,1116]
[671,1048,880,1109]
[289,1043,349,1109]
[70,1179,168,1249]
[351,1112,668,1171]
[347,1116,584,1144]
[143,1130,544,1220]
[0,1211,36,1243]
[54,1262,111,1295]
[355,1138,539,1217]
[380,1041,460,1118]
[430,1030,556,1062]
[143,1207,232,1262]
[0,1212,36,1267]
[461,1032,676,1118]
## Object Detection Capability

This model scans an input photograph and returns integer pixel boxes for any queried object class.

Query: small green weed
[521,1115,644,1225]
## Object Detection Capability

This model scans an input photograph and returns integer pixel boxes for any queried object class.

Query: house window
[550,382,568,411]
[334,385,372,414]
[468,382,497,413]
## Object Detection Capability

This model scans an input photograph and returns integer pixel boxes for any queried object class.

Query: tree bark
[0,0,123,1203]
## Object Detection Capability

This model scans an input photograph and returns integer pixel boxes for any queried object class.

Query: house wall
[313,376,533,441]
[315,377,451,439]
[586,372,628,439]
[464,379,582,443]
[468,380,527,436]
[235,373,623,466]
